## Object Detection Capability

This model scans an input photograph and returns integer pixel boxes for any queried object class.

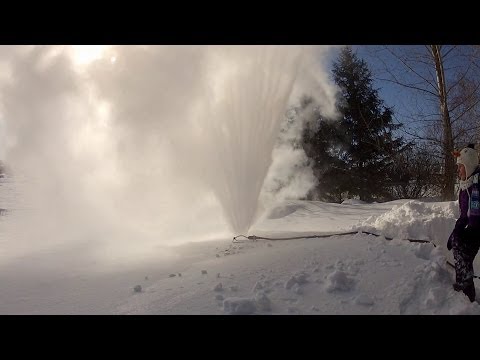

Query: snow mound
[342,199,367,205]
[223,297,257,315]
[352,200,458,244]
[254,291,272,311]
[355,294,374,306]
[325,270,355,292]
[284,271,309,290]
[266,204,304,219]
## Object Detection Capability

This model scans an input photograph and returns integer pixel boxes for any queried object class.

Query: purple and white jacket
[452,166,480,241]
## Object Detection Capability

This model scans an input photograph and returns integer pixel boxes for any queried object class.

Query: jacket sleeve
[454,190,469,236]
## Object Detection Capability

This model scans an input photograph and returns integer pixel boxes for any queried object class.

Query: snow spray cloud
[196,46,339,233]
[0,46,134,261]
[87,45,307,235]
[0,46,338,260]
[259,46,340,208]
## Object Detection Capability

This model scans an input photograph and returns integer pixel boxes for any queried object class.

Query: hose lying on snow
[233,230,434,245]
[233,230,480,280]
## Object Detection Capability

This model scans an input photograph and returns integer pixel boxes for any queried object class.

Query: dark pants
[453,234,480,302]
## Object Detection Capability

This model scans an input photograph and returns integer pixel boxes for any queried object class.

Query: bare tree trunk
[431,45,455,201]
[366,45,480,200]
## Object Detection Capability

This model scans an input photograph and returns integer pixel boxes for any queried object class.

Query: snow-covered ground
[1,177,479,315]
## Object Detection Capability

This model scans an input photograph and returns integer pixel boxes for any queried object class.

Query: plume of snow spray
[0,45,338,263]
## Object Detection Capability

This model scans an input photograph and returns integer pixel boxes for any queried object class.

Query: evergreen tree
[303,46,406,202]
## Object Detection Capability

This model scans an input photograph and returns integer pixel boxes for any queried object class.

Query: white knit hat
[454,144,479,179]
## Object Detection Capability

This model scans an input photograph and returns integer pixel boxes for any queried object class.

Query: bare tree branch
[442,45,458,59]
[376,76,439,98]
[446,63,473,96]
[451,96,480,122]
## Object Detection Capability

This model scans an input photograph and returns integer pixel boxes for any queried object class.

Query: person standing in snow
[447,144,480,302]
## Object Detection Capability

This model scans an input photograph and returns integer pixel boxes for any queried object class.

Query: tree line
[289,45,480,202]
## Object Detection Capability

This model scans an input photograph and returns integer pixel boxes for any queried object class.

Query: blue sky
[337,45,479,146]
[320,45,461,143]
